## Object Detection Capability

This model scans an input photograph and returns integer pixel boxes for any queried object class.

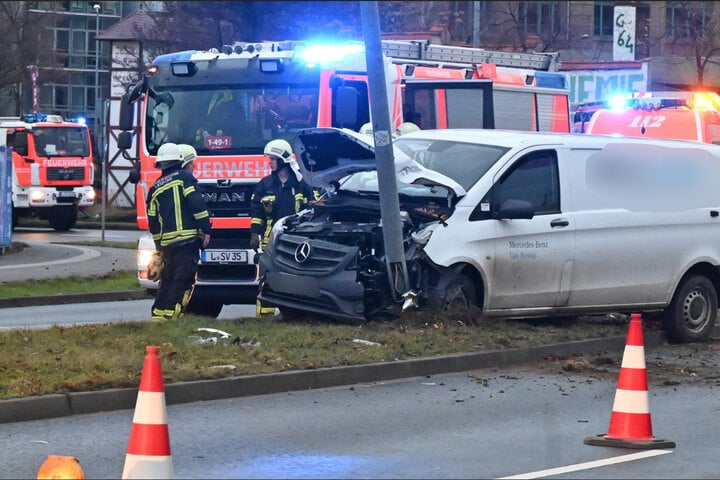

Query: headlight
[267,215,288,250]
[138,248,155,269]
[30,190,46,202]
[411,223,438,246]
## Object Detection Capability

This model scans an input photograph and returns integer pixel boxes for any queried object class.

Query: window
[594,2,614,36]
[518,1,561,35]
[492,150,560,215]
[666,1,713,39]
[594,3,651,40]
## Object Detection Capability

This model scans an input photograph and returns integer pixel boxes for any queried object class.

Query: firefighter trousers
[151,239,201,322]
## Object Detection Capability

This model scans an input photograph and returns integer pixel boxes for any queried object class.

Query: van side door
[481,149,575,309]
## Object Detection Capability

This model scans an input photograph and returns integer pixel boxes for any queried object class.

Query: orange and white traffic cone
[121,346,174,479]
[584,313,675,449]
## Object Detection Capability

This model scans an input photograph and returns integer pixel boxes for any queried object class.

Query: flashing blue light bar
[607,94,628,110]
[75,116,87,125]
[298,44,365,66]
[21,113,47,123]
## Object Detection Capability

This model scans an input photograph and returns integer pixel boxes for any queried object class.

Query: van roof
[400,128,720,151]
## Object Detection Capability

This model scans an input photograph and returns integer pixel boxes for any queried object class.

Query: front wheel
[663,274,717,343]
[442,273,478,314]
[48,206,78,231]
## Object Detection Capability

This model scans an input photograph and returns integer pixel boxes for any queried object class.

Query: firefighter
[250,138,316,316]
[147,143,211,322]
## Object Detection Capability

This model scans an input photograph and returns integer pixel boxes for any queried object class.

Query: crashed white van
[258,128,720,343]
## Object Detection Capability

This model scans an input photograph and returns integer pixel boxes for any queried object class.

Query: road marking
[497,449,673,479]
[0,243,100,270]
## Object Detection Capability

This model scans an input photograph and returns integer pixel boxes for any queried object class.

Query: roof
[97,9,159,41]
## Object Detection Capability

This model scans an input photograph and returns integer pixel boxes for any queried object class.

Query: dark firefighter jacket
[147,165,211,247]
[250,170,316,240]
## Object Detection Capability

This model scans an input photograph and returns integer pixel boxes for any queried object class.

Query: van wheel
[442,273,477,313]
[664,274,717,343]
[185,298,223,318]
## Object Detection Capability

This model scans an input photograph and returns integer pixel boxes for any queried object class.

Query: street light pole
[92,3,105,241]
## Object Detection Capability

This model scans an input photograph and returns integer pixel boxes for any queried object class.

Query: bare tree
[664,1,720,86]
[0,2,62,115]
[484,1,563,52]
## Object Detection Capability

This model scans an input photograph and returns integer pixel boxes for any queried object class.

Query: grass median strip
[0,309,637,400]
[0,270,139,299]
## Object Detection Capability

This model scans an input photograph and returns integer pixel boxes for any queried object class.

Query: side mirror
[14,131,28,156]
[128,166,140,184]
[118,92,135,131]
[335,86,358,128]
[493,199,535,220]
[117,131,133,150]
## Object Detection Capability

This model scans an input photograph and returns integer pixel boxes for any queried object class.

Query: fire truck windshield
[145,85,319,156]
[33,126,90,157]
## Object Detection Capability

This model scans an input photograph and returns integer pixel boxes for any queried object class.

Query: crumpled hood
[292,127,465,196]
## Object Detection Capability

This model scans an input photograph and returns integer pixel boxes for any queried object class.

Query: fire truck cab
[1,113,96,231]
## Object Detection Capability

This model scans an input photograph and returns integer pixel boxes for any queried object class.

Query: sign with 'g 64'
[613,6,636,61]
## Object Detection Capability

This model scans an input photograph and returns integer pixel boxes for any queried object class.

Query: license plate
[57,191,76,197]
[201,249,248,263]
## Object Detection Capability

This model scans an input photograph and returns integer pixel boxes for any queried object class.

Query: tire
[48,206,78,231]
[663,274,717,343]
[11,206,18,231]
[278,307,312,322]
[185,297,223,318]
[442,273,478,314]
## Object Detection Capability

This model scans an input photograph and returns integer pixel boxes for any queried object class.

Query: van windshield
[393,138,509,191]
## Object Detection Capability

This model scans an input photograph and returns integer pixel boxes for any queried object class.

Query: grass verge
[0,270,139,299]
[0,310,639,400]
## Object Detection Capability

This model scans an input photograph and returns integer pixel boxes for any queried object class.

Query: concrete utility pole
[359,1,410,298]
[92,2,106,241]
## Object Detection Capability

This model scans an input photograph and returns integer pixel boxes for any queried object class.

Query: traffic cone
[584,313,675,449]
[121,346,174,479]
[36,455,84,479]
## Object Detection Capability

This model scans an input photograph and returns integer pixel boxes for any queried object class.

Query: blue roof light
[298,43,365,66]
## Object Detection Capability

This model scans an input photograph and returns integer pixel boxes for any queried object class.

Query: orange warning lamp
[36,455,85,479]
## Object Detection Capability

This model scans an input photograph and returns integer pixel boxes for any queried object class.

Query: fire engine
[1,113,96,231]
[118,39,571,318]
[582,91,720,143]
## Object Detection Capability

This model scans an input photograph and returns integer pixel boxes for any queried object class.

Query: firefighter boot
[256,299,276,318]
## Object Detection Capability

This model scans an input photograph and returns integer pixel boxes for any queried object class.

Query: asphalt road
[1,365,716,479]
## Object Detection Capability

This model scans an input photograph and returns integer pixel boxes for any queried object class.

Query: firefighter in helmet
[146,143,211,322]
[250,138,316,316]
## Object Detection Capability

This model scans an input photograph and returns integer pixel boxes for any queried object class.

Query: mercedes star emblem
[294,241,312,263]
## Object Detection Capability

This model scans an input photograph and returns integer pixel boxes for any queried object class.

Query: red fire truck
[1,113,96,230]
[118,39,571,318]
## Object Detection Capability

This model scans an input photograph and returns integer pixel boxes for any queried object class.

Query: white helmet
[264,139,302,181]
[155,142,182,169]
[359,122,373,136]
[264,139,293,162]
[156,143,196,169]
[394,122,420,137]
[177,144,197,168]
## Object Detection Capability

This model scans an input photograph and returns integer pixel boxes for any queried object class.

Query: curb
[0,290,148,309]
[0,330,666,424]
